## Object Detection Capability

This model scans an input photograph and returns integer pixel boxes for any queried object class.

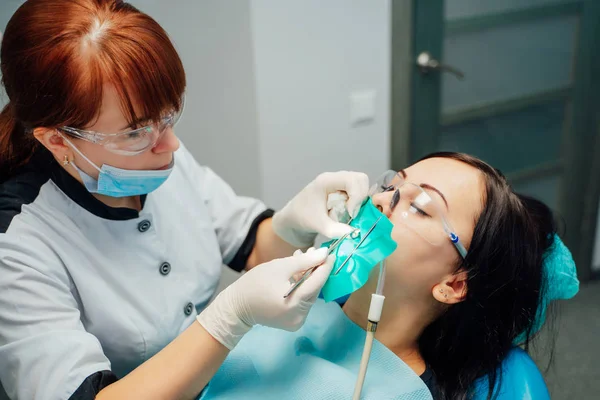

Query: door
[391,0,600,281]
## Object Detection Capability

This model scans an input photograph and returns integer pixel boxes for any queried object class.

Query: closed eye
[410,204,431,217]
[390,189,400,211]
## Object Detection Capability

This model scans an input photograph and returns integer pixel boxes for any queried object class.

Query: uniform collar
[49,153,147,221]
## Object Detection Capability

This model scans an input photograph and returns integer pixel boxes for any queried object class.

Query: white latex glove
[327,191,351,223]
[272,171,370,248]
[197,247,335,350]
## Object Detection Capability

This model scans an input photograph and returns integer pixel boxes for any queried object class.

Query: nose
[152,127,180,154]
[371,192,394,218]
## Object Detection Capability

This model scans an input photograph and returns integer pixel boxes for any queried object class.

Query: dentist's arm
[97,321,228,400]
[97,249,334,400]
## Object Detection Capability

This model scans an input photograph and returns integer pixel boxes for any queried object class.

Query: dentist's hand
[197,248,335,350]
[272,171,370,248]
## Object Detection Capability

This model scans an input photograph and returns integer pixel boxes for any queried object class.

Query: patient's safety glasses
[58,101,184,156]
[369,170,467,258]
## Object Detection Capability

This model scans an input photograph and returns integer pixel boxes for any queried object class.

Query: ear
[33,128,73,161]
[432,270,468,305]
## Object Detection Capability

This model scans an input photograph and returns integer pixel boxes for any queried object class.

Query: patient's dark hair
[417,152,555,400]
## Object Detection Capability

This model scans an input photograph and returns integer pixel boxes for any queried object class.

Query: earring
[444,294,448,299]
[439,288,444,293]
[63,155,70,165]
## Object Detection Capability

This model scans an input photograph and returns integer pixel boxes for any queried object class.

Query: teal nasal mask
[320,198,397,302]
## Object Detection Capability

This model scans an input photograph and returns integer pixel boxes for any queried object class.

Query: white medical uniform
[0,142,271,400]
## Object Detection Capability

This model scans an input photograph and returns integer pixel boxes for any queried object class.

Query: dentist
[0,1,368,399]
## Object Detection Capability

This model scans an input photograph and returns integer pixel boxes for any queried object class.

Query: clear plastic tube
[376,261,386,295]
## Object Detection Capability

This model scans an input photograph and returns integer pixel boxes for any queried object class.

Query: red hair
[0,0,186,179]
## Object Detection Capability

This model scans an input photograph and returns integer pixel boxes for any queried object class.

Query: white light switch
[350,90,376,126]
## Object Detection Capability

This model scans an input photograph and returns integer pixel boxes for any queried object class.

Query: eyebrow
[120,116,151,131]
[399,169,449,210]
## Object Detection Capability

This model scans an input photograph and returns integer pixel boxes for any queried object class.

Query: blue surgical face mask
[62,134,174,198]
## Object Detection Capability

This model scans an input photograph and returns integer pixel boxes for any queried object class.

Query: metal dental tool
[333,215,383,275]
[283,227,355,299]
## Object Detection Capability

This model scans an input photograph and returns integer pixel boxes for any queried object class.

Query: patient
[200,153,573,400]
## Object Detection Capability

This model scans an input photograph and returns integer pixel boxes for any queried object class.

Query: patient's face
[370,157,484,300]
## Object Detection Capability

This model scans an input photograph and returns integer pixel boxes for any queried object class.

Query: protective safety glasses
[369,170,468,258]
[58,101,184,156]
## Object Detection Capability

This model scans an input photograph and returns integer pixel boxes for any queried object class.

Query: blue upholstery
[472,347,550,400]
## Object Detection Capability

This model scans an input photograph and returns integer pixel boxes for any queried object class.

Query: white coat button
[184,302,194,316]
[138,220,151,232]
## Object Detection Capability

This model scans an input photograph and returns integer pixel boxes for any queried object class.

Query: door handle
[416,52,464,80]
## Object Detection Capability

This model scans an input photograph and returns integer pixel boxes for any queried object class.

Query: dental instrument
[333,215,383,275]
[283,228,354,299]
[283,195,390,398]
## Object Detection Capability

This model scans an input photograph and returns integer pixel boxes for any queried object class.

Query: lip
[155,163,171,171]
[155,157,173,170]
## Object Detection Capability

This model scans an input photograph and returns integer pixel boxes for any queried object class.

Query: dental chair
[333,294,550,399]
[471,347,550,400]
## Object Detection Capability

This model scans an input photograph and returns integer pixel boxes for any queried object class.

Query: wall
[0,1,25,109]
[129,0,263,198]
[251,0,392,208]
[0,1,19,32]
